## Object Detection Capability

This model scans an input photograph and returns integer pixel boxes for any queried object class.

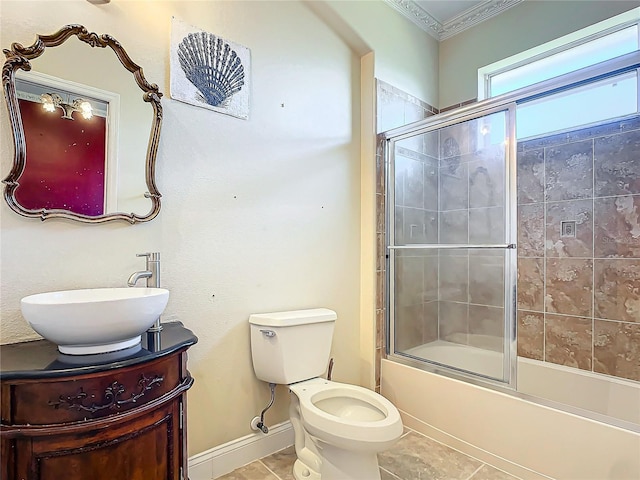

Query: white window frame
[478,7,640,101]
[15,70,120,214]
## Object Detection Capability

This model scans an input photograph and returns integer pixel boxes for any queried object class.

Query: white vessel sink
[21,287,169,355]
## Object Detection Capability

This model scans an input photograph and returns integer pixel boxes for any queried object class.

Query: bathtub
[402,339,640,426]
[404,339,505,379]
[384,341,640,479]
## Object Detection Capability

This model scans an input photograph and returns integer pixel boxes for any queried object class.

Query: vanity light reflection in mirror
[40,92,93,120]
[15,76,112,217]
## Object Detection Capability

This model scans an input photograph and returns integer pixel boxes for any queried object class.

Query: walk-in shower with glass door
[385,105,518,388]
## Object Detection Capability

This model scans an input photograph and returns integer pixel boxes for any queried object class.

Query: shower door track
[389,244,516,250]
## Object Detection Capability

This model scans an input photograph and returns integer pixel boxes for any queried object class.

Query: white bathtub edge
[400,410,552,480]
[381,359,640,480]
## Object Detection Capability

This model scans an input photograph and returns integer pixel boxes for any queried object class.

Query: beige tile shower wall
[375,80,437,391]
[517,116,640,383]
[436,119,507,350]
[393,141,439,354]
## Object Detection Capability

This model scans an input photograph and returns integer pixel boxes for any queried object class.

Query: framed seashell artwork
[170,17,250,119]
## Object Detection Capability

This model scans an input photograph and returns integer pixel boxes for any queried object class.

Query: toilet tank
[249,308,337,384]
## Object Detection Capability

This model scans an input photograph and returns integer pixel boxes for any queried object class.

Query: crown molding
[383,0,442,39]
[383,0,523,41]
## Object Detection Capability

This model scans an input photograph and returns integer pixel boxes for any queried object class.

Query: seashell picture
[170,18,250,119]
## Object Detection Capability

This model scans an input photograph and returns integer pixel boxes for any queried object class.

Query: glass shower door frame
[385,102,518,390]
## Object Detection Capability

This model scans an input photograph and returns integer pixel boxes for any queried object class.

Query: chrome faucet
[128,252,160,287]
[127,270,153,286]
[128,252,163,332]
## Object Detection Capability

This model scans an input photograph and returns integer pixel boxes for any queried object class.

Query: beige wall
[0,0,363,455]
[0,0,437,457]
[439,0,640,108]
[325,0,439,107]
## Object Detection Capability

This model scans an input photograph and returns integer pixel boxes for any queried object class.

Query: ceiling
[383,0,523,41]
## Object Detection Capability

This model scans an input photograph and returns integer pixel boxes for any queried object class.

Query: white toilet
[249,308,403,480]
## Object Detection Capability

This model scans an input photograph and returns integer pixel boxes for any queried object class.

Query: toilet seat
[289,378,403,451]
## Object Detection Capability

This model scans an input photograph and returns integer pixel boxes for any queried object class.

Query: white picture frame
[170,17,251,120]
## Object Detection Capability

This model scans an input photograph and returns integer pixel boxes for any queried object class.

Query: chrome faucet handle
[136,252,160,262]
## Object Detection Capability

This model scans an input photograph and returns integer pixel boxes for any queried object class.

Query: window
[515,70,638,139]
[478,7,640,140]
[478,8,640,100]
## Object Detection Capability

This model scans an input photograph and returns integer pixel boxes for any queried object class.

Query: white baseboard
[188,421,294,480]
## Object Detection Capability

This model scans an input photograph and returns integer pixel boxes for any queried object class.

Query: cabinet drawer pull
[48,374,164,414]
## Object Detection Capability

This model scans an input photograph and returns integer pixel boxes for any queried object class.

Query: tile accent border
[439,98,477,113]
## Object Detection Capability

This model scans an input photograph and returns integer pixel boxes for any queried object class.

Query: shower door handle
[388,244,516,250]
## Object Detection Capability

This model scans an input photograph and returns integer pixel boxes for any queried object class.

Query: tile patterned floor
[214,429,520,480]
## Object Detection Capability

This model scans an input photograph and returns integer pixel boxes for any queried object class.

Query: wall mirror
[1,24,163,224]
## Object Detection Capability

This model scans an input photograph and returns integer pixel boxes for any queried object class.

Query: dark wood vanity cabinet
[0,323,197,480]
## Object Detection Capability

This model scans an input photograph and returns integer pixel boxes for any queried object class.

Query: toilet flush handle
[260,329,276,338]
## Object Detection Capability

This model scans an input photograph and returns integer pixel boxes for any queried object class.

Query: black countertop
[0,321,197,380]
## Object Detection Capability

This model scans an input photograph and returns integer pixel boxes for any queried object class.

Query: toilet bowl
[288,378,403,480]
[249,308,403,480]
[290,378,402,452]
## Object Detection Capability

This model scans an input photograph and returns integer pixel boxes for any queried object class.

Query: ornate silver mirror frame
[2,24,163,224]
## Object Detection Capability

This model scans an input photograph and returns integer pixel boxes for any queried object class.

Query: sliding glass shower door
[387,105,517,386]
